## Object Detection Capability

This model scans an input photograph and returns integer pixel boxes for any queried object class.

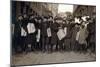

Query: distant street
[12,51,96,66]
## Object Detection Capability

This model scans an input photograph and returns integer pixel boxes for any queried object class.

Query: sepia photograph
[11,0,96,66]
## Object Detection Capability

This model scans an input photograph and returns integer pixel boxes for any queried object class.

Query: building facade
[73,5,96,17]
[30,2,58,17]
[12,1,58,23]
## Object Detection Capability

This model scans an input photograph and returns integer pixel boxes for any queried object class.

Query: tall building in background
[46,3,58,17]
[30,2,58,17]
[12,1,31,21]
[13,1,58,21]
[73,5,96,17]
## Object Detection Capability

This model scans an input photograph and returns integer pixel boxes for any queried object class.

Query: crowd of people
[12,11,96,54]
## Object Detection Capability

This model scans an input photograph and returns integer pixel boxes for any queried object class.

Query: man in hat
[50,17,59,52]
[41,16,49,52]
[56,17,65,51]
[27,14,37,52]
[20,13,29,53]
[87,17,96,53]
[46,16,53,52]
[13,15,23,53]
[35,16,42,51]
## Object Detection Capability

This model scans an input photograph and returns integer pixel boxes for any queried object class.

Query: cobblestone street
[11,51,96,66]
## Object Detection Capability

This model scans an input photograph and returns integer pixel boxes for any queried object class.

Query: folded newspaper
[27,23,36,34]
[36,29,40,42]
[21,27,27,36]
[57,28,66,40]
[47,27,52,37]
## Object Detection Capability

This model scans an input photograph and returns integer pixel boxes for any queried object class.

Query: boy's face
[18,16,23,20]
[49,17,53,21]
[56,20,62,24]
[38,19,41,23]
[88,19,93,23]
[75,24,78,27]
[71,20,75,23]
[82,22,85,25]
[63,21,65,24]
[30,16,34,19]
[66,20,70,24]
[24,14,27,18]
[77,27,80,31]
[43,18,47,22]
[81,25,85,29]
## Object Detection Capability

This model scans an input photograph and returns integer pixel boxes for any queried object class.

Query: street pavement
[11,51,96,66]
